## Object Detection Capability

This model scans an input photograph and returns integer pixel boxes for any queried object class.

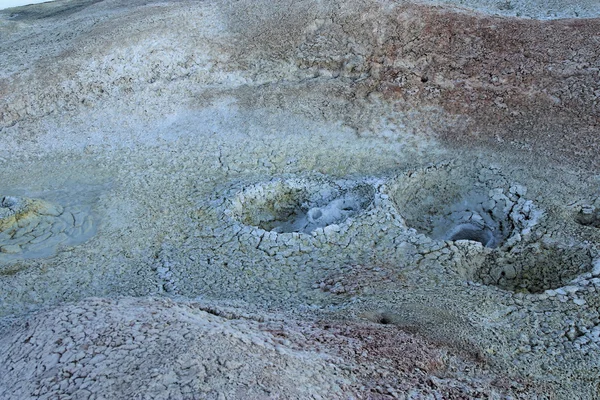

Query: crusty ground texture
[1,0,599,399]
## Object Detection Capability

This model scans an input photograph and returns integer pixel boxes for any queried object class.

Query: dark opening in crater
[1,196,19,209]
[447,224,495,247]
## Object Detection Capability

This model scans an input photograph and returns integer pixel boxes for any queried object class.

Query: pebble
[573,298,586,306]
[563,286,580,295]
[592,259,600,276]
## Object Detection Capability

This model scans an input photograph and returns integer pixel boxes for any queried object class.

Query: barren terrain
[1,0,599,398]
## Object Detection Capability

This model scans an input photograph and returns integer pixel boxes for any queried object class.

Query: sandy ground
[1,0,600,398]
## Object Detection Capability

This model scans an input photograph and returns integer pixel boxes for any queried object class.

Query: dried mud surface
[0,0,599,399]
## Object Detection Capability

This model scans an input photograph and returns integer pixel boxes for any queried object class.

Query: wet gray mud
[0,194,96,265]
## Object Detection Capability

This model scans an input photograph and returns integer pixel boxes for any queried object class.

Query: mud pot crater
[227,177,376,234]
[387,163,543,249]
[385,163,597,294]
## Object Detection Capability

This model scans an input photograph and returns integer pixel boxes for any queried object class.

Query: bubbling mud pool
[228,176,376,234]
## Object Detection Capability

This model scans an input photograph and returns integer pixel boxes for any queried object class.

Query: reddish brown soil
[368,5,599,169]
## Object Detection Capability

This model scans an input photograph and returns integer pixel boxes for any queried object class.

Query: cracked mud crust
[0,0,599,399]
[0,297,550,399]
[0,195,96,266]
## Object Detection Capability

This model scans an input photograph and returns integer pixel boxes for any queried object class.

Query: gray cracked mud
[0,298,352,400]
[479,242,594,293]
[1,0,600,398]
[0,195,96,266]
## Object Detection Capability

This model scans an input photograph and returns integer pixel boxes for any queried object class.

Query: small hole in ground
[308,208,323,221]
[421,76,429,83]
[448,224,495,247]
[378,316,392,325]
[575,206,600,228]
